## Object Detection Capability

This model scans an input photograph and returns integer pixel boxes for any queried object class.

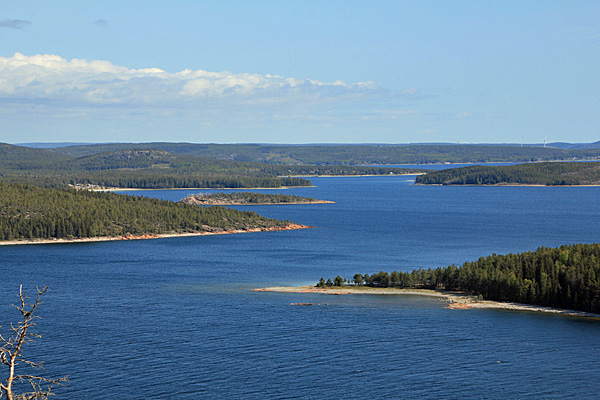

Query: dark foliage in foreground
[323,243,600,314]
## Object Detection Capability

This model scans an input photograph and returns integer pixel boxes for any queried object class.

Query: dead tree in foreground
[0,286,68,400]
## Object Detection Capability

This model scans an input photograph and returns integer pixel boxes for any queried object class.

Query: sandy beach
[254,285,600,318]
[0,223,312,246]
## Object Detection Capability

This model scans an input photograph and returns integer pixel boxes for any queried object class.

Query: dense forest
[180,192,330,205]
[50,142,600,165]
[0,182,293,241]
[415,162,600,185]
[320,243,600,314]
[0,144,420,189]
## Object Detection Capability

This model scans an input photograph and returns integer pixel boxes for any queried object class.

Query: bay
[1,175,599,399]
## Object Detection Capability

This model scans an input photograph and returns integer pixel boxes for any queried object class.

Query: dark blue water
[1,176,600,399]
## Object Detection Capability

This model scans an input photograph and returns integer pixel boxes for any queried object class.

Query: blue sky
[1,1,599,144]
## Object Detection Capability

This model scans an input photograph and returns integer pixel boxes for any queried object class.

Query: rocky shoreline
[179,192,335,206]
[0,223,312,246]
[254,285,600,319]
[181,198,335,206]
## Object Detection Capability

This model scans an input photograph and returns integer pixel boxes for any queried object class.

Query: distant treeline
[0,144,420,189]
[0,182,290,241]
[320,243,600,314]
[52,142,600,165]
[415,162,600,186]
[0,173,311,190]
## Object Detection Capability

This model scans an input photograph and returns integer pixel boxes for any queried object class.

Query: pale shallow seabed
[1,174,600,399]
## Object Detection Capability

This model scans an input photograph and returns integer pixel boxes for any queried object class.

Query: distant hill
[0,143,70,168]
[50,142,600,165]
[547,141,600,149]
[0,143,419,189]
[15,142,96,148]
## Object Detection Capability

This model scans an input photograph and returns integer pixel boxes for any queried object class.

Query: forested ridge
[0,144,420,189]
[52,142,600,165]
[0,182,292,241]
[415,162,600,185]
[320,243,600,314]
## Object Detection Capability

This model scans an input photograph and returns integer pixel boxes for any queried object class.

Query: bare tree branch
[0,286,68,400]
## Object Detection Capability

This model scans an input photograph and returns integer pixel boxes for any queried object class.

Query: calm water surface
[1,176,599,399]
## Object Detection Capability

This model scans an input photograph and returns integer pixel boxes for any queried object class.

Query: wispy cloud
[93,19,108,27]
[0,53,422,143]
[0,53,387,110]
[0,19,31,29]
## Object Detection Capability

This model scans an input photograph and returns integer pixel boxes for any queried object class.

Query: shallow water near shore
[1,175,600,399]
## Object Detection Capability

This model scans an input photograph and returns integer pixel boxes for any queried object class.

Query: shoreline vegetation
[253,286,600,318]
[415,183,600,187]
[90,186,310,191]
[179,192,335,206]
[415,161,600,186]
[0,182,309,244]
[0,223,312,246]
[257,243,600,316]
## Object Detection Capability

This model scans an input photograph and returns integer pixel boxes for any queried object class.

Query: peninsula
[415,161,600,186]
[180,192,335,206]
[256,243,600,316]
[0,182,310,245]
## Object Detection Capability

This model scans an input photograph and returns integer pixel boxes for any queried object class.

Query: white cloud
[0,53,386,109]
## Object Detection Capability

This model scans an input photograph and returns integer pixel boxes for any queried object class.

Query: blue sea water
[1,175,600,399]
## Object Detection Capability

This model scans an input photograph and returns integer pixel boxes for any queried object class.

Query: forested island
[0,182,307,244]
[0,143,421,190]
[180,192,334,206]
[415,162,600,186]
[313,243,600,314]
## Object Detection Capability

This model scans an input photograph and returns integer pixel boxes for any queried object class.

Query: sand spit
[254,286,600,319]
[0,224,312,246]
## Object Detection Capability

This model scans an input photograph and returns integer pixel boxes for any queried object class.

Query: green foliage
[322,243,600,314]
[182,192,325,205]
[353,273,364,285]
[415,162,600,185]
[0,144,421,189]
[0,182,291,241]
[52,142,600,165]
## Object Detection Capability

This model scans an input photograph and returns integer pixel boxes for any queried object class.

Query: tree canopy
[322,243,600,314]
[415,162,600,186]
[0,183,292,242]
